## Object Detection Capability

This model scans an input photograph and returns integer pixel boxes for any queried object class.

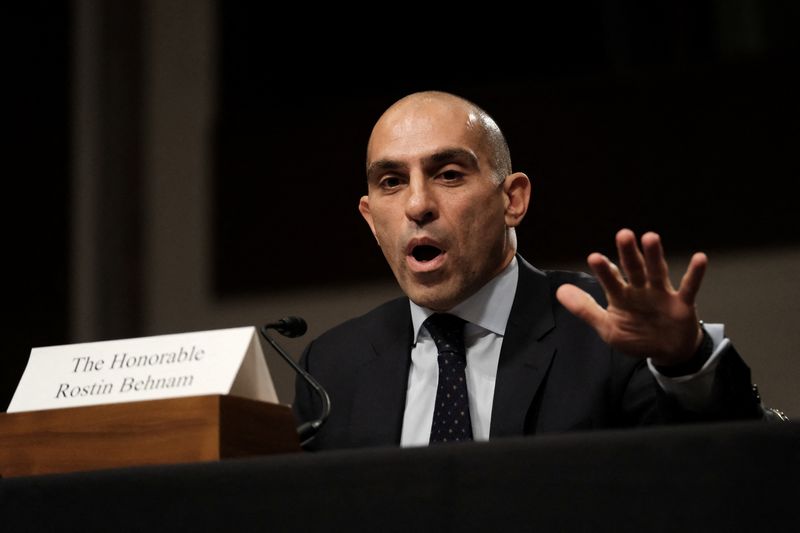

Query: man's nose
[405,178,437,224]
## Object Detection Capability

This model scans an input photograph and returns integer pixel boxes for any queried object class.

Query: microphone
[259,317,331,447]
[263,316,307,338]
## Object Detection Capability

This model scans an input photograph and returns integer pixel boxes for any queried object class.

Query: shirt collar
[410,256,519,342]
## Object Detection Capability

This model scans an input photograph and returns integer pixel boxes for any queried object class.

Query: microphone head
[265,316,307,338]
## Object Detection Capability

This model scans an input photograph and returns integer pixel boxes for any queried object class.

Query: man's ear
[503,172,531,227]
[358,195,380,245]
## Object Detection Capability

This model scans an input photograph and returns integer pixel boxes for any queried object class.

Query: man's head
[359,91,530,311]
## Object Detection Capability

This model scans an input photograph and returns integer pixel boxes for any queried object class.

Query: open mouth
[411,244,443,262]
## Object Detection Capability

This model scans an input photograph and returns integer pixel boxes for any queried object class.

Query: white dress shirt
[400,257,726,447]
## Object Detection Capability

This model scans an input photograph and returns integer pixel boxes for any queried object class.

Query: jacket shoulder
[517,257,606,306]
[543,269,606,304]
[311,296,409,349]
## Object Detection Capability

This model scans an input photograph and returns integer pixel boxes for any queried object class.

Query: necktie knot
[423,313,466,356]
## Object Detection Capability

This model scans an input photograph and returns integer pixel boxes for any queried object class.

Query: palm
[556,229,705,366]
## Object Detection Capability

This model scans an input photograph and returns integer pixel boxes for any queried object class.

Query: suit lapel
[490,257,557,438]
[348,302,413,448]
[344,259,557,444]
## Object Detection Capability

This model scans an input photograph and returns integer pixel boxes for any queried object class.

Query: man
[293,91,763,450]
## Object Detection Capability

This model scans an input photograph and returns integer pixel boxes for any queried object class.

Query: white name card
[7,326,278,413]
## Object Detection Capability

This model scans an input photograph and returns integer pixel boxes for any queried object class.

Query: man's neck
[409,256,520,339]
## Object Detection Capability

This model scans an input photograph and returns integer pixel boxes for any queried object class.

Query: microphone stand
[259,325,331,447]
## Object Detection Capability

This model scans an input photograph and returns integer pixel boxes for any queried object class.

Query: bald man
[293,91,763,450]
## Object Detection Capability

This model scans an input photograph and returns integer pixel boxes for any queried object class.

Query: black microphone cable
[260,317,331,447]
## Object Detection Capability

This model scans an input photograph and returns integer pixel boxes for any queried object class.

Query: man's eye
[380,176,402,189]
[440,170,463,181]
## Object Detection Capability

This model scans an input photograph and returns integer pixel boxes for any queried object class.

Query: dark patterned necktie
[424,313,473,443]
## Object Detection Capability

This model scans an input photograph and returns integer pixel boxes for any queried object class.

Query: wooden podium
[0,395,301,478]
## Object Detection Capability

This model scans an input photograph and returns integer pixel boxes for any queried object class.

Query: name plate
[7,326,278,413]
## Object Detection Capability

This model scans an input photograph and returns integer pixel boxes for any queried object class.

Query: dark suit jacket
[294,257,761,450]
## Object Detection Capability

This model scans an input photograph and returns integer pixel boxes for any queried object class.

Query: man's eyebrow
[366,149,479,180]
[366,159,407,180]
[424,148,479,169]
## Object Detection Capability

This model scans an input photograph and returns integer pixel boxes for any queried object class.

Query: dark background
[5,1,799,410]
[213,1,799,294]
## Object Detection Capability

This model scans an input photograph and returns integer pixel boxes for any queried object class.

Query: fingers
[641,231,671,290]
[616,229,646,287]
[616,229,674,290]
[556,284,607,332]
[678,252,707,305]
[596,229,702,301]
[587,253,625,301]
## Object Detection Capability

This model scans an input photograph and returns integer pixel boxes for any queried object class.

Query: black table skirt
[2,421,798,532]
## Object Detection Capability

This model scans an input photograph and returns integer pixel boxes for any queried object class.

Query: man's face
[359,98,516,311]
